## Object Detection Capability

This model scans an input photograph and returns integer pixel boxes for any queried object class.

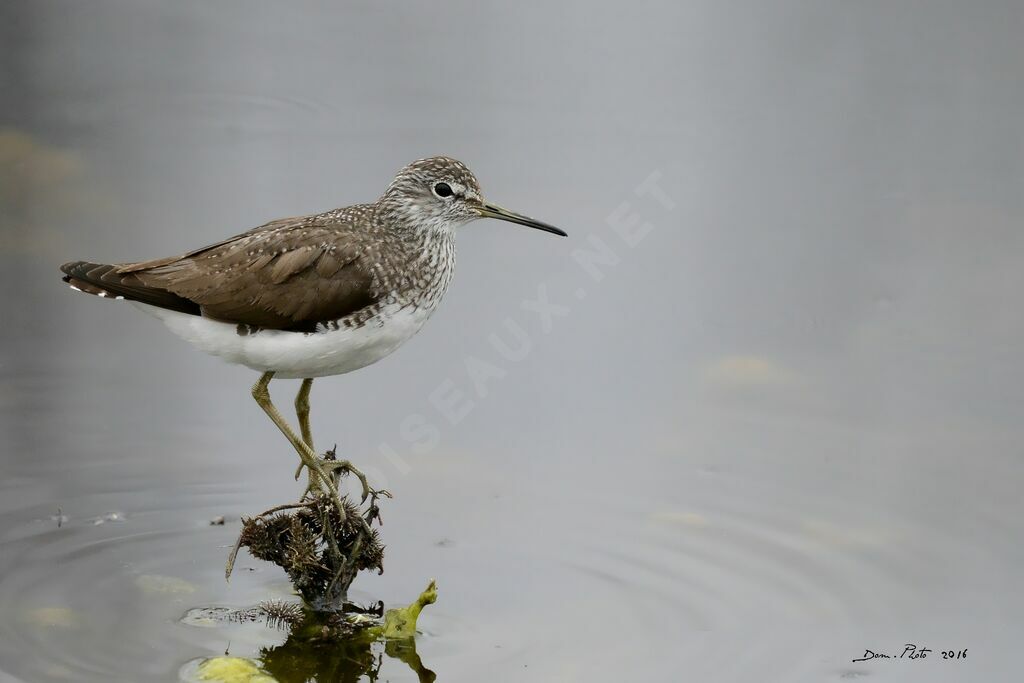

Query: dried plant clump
[227,491,386,611]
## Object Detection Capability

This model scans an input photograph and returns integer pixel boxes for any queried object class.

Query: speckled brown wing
[117,213,379,331]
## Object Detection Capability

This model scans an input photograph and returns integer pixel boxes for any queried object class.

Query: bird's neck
[409,227,456,305]
[372,211,456,309]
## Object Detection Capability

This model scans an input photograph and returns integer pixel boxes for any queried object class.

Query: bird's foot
[320,458,390,504]
[295,453,348,522]
[297,446,390,504]
[292,444,338,483]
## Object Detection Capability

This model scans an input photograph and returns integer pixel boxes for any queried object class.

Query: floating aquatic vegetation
[370,580,438,640]
[183,582,439,682]
[193,656,276,683]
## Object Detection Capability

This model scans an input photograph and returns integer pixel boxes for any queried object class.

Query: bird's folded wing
[120,217,378,331]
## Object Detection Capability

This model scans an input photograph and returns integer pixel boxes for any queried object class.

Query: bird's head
[380,156,567,237]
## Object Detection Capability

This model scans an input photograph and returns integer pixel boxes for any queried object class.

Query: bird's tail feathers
[60,260,201,315]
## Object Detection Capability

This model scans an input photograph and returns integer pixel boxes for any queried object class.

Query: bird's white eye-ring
[433,182,454,198]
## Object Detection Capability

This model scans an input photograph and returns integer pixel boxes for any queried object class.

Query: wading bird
[61,157,566,515]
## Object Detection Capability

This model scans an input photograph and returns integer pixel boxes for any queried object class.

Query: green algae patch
[368,579,438,640]
[196,656,276,683]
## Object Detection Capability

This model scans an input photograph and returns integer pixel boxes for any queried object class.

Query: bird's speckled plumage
[60,156,563,378]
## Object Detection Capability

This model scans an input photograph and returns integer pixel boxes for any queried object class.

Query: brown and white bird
[60,156,566,513]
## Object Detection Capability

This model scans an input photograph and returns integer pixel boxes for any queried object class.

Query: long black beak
[479,202,567,237]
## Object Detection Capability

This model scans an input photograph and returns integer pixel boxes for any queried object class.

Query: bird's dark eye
[433,182,453,198]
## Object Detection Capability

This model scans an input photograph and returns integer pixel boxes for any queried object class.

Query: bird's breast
[383,232,456,310]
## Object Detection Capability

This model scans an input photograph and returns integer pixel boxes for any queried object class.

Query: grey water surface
[2,1,1023,681]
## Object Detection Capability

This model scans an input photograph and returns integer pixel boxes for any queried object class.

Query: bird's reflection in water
[258,633,436,683]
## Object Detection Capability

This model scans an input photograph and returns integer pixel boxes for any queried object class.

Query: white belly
[133,302,435,379]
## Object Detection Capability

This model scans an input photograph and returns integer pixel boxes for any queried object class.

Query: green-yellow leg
[290,377,382,503]
[294,378,317,490]
[251,372,346,520]
[295,378,315,450]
